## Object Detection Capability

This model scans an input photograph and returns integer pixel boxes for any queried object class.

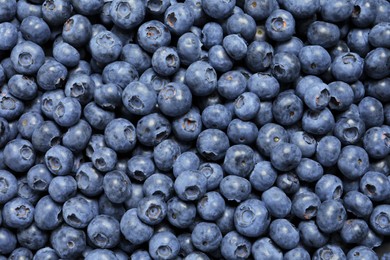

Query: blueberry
[222,34,248,61]
[20,16,51,45]
[145,0,170,15]
[109,0,145,30]
[167,196,196,229]
[177,32,202,66]
[0,170,18,204]
[208,45,233,73]
[344,191,373,218]
[244,0,278,21]
[196,129,230,161]
[0,22,18,50]
[313,245,346,260]
[333,116,366,145]
[136,113,171,147]
[249,161,277,192]
[4,139,35,172]
[164,3,194,35]
[269,219,299,250]
[48,176,77,203]
[292,191,321,220]
[296,158,323,182]
[143,173,174,201]
[62,14,92,48]
[315,174,343,201]
[199,163,224,191]
[271,52,301,83]
[363,126,390,159]
[248,72,279,100]
[174,170,207,202]
[364,47,390,79]
[227,119,258,145]
[197,191,226,221]
[185,61,217,97]
[315,136,341,167]
[265,9,295,42]
[89,30,123,64]
[104,118,136,153]
[220,175,251,203]
[10,41,45,75]
[136,196,167,226]
[121,43,152,74]
[50,225,86,259]
[340,219,369,244]
[234,199,270,237]
[298,221,329,248]
[103,170,132,204]
[270,142,302,171]
[360,171,390,202]
[221,231,251,260]
[0,0,16,23]
[316,199,347,234]
[337,145,369,180]
[202,0,236,20]
[87,215,120,249]
[34,195,62,230]
[256,123,289,156]
[251,237,283,260]
[223,144,255,177]
[299,45,331,75]
[157,82,192,117]
[62,194,99,229]
[226,12,257,41]
[17,223,48,251]
[347,246,378,260]
[147,231,179,259]
[26,164,52,192]
[245,41,274,72]
[137,20,171,54]
[92,147,117,173]
[102,61,139,89]
[3,197,34,229]
[191,222,222,252]
[262,187,291,218]
[307,21,340,48]
[42,0,72,27]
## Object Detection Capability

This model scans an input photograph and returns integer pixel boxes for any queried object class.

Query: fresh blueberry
[137,195,167,225]
[270,142,302,172]
[185,61,217,97]
[0,170,18,204]
[271,52,301,83]
[208,45,233,73]
[197,191,226,221]
[220,175,251,203]
[34,195,62,230]
[315,174,343,201]
[364,47,390,79]
[313,245,346,260]
[316,199,347,234]
[340,219,369,244]
[104,118,136,153]
[298,220,329,248]
[177,32,202,66]
[20,16,51,45]
[191,222,222,252]
[143,173,174,201]
[220,231,251,260]
[167,196,196,229]
[360,171,390,202]
[62,194,99,229]
[109,0,145,30]
[157,82,192,117]
[245,41,274,72]
[149,231,180,260]
[347,246,378,260]
[234,199,270,237]
[307,21,340,48]
[256,123,289,156]
[251,237,283,260]
[201,22,223,50]
[202,0,236,20]
[10,41,45,75]
[261,187,291,218]
[4,139,35,172]
[2,197,34,229]
[269,219,299,250]
[276,172,300,195]
[164,3,194,35]
[50,225,86,259]
[62,14,92,48]
[265,9,295,42]
[103,170,132,203]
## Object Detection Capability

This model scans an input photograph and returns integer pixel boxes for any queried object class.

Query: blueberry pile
[0,0,389,259]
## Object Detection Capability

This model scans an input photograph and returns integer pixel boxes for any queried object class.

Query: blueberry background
[0,0,389,259]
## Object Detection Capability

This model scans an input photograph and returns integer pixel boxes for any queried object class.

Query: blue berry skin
[322,0,353,22]
[347,28,371,57]
[295,75,323,100]
[191,222,222,252]
[365,78,390,104]
[369,22,390,48]
[223,34,247,61]
[248,72,279,100]
[220,175,251,202]
[20,16,51,45]
[48,175,77,203]
[177,32,202,66]
[53,42,80,67]
[296,158,323,183]
[226,13,257,41]
[71,0,103,16]
[256,123,289,157]
[17,112,43,140]
[127,155,155,182]
[282,0,319,18]
[269,219,299,250]
[149,231,180,260]
[221,231,251,260]
[130,249,152,260]
[347,246,378,260]
[251,237,283,260]
[85,249,118,260]
[272,53,301,84]
[153,139,181,171]
[208,45,233,73]
[37,60,68,91]
[340,219,369,244]
[299,45,331,75]
[61,120,91,154]
[201,22,224,50]
[137,196,167,226]
[202,104,231,130]
[0,22,18,50]
[276,173,299,195]
[8,74,38,101]
[315,174,343,201]
[265,9,295,42]
[137,20,171,54]
[290,131,317,158]
[26,164,52,192]
[298,221,328,249]
[365,47,390,79]
[316,199,347,234]
[245,41,273,72]
[369,204,390,236]
[337,145,369,180]
[64,74,94,106]
[103,170,132,204]
[102,61,139,89]
[17,223,48,251]
[121,43,151,74]
[4,139,35,172]
[315,136,341,167]
[164,3,194,35]
[223,144,255,177]
[33,247,59,260]
[270,142,302,172]
[2,197,34,229]
[202,0,235,20]
[44,145,74,176]
[244,0,278,21]
[185,61,217,96]
[8,248,33,260]
[50,225,86,259]
[145,0,170,15]
[199,163,224,191]
[51,97,81,127]
[167,196,196,229]
[261,187,291,218]
[234,199,270,238]
[62,14,92,48]
[273,91,303,126]
[99,193,126,221]
[197,129,229,161]
[302,107,335,136]
[34,195,62,230]
[62,194,99,229]
[91,147,116,173]
[332,53,364,83]
[87,215,120,249]
[104,118,136,153]
[360,227,384,249]
[334,116,366,145]
[178,233,195,257]
[292,191,321,220]
[173,152,199,178]
[313,245,346,260]
[284,247,310,260]
[217,70,247,100]
[0,0,16,22]
[227,119,258,145]
[94,83,123,111]
[137,113,171,147]
[234,92,260,121]
[42,0,72,27]
[174,170,207,202]
[360,171,390,202]
[157,82,192,117]
[307,21,340,48]
[344,191,373,218]
[275,36,303,56]
[363,127,390,160]
[359,97,384,128]
[351,0,376,27]
[18,176,41,205]
[122,81,156,116]
[109,0,145,30]
[0,228,16,255]
[249,161,277,192]
[216,206,235,235]
[75,162,103,196]
[10,41,45,75]
[89,31,122,64]
[197,191,226,221]
[143,173,174,201]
